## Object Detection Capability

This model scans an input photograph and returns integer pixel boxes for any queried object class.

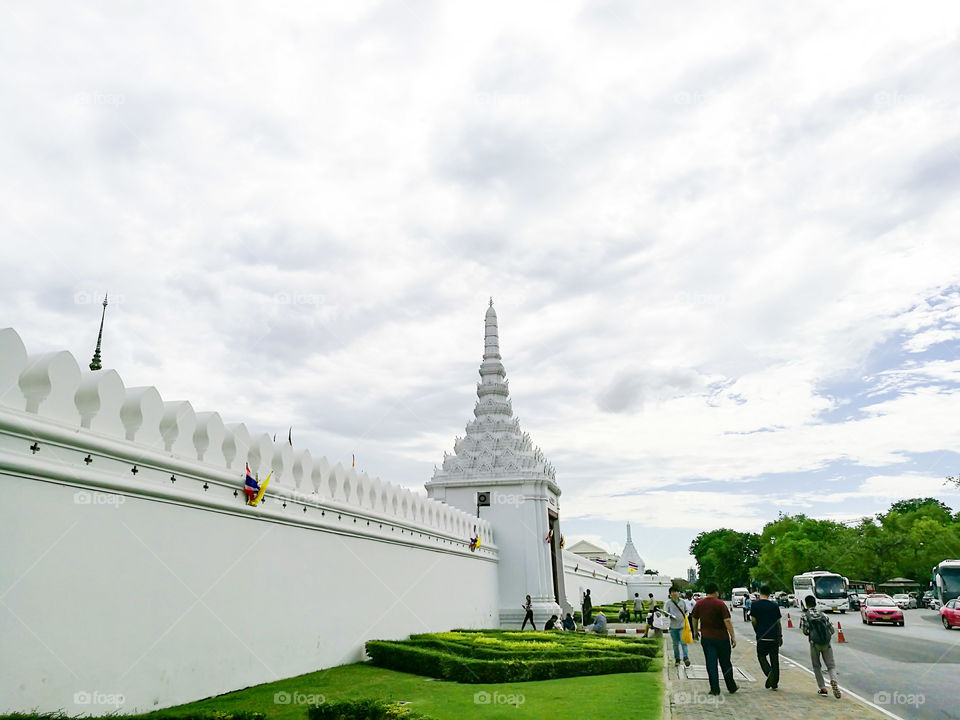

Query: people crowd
[514,581,844,701]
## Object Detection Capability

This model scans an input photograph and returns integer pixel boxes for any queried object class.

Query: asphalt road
[733,605,960,720]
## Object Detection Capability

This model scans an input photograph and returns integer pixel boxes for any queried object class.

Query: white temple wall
[562,550,631,608]
[427,481,562,626]
[0,328,499,714]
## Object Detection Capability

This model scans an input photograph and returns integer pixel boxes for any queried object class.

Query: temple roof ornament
[427,301,557,486]
[88,293,108,371]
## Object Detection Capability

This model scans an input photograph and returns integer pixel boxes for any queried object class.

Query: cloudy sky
[3,1,960,576]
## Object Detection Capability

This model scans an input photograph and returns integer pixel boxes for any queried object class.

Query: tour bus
[792,571,848,613]
[932,559,960,604]
[731,587,749,608]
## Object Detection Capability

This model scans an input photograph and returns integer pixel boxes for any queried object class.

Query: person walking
[743,593,752,621]
[799,595,841,698]
[633,592,643,623]
[663,587,691,668]
[750,585,782,690]
[582,589,593,626]
[521,594,536,630]
[691,582,738,696]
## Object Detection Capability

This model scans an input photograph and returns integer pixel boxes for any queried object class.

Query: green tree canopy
[689,528,760,594]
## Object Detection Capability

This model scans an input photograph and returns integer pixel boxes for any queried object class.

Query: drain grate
[682,665,755,682]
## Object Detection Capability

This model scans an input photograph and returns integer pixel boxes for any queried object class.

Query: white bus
[932,559,960,604]
[792,571,848,613]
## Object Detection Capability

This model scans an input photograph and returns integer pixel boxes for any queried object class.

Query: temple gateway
[425,301,670,627]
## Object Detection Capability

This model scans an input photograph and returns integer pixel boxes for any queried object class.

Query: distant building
[567,539,619,569]
[687,567,698,584]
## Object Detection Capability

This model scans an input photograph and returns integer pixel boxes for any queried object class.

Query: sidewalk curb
[661,650,672,720]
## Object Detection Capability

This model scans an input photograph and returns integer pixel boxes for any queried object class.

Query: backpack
[805,610,832,645]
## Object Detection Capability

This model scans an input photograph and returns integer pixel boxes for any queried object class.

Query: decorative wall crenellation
[0,327,493,547]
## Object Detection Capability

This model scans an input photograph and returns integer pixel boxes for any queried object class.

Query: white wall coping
[0,412,497,558]
[0,327,495,552]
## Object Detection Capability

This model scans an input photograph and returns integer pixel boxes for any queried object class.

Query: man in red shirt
[691,582,739,695]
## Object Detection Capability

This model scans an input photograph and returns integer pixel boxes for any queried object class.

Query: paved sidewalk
[663,637,894,720]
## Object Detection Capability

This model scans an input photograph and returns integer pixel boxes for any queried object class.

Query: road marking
[757,640,909,720]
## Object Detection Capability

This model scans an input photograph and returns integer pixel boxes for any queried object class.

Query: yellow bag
[681,615,693,644]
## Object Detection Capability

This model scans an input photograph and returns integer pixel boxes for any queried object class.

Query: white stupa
[426,299,566,626]
[428,299,557,483]
[614,522,645,575]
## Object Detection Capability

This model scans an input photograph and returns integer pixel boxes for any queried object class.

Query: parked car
[861,596,905,626]
[929,597,942,610]
[921,591,934,608]
[941,599,960,630]
[892,593,915,609]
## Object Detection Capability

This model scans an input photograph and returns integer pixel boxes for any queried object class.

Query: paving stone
[664,639,892,720]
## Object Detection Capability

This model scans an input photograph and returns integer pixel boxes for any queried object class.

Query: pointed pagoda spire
[476,298,511,419]
[427,299,557,485]
[484,297,500,360]
[89,293,108,371]
[616,520,645,575]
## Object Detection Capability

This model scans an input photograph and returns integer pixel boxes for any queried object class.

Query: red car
[941,599,960,630]
[860,595,904,626]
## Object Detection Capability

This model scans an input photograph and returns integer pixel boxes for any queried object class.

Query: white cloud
[3,0,960,577]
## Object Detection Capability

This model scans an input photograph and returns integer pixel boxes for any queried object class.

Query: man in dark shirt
[750,585,783,689]
[691,582,738,695]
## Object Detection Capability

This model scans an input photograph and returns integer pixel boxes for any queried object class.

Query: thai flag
[593,557,606,564]
[243,464,260,500]
[628,561,638,570]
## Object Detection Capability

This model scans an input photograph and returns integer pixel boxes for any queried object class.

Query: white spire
[475,298,511,420]
[426,301,557,484]
[616,521,645,575]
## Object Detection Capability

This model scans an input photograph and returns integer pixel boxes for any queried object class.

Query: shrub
[366,632,657,683]
[307,699,432,720]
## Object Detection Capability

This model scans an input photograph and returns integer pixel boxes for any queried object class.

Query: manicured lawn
[144,660,662,720]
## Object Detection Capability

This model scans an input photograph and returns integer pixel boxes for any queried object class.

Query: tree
[884,497,953,521]
[690,528,760,594]
[644,568,660,575]
[751,514,857,591]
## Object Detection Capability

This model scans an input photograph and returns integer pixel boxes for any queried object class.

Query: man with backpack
[799,595,841,698]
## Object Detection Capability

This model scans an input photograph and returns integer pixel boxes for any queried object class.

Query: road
[733,605,960,720]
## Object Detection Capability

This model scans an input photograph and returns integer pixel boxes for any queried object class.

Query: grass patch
[135,662,662,720]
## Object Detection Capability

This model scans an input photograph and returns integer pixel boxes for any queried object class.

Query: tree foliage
[689,528,760,594]
[692,498,960,593]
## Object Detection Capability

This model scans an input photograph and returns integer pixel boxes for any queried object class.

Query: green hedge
[307,699,432,720]
[365,632,657,683]
[404,636,658,661]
